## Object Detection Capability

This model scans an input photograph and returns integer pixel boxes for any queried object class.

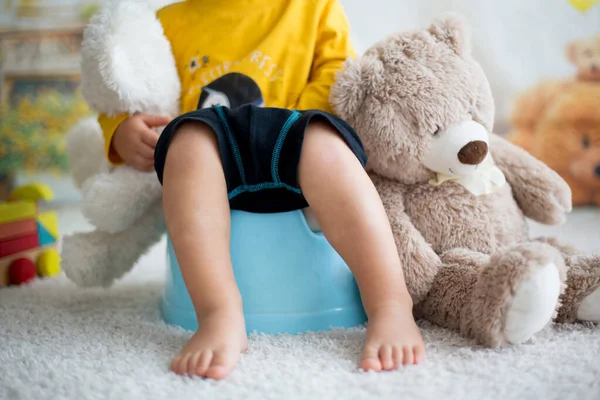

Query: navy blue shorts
[154,105,367,213]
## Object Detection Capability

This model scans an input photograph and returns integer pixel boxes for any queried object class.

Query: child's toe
[360,346,382,372]
[414,345,425,365]
[402,346,414,365]
[195,350,213,376]
[186,352,203,376]
[205,349,237,380]
[392,346,403,368]
[172,354,190,375]
[379,345,394,370]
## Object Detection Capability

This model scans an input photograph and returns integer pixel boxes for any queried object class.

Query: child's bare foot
[360,304,425,372]
[170,307,247,380]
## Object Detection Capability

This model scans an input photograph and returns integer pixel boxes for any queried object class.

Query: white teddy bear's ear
[330,56,383,121]
[428,12,472,57]
[81,0,180,117]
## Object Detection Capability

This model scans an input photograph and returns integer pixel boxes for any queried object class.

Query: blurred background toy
[567,33,600,81]
[0,183,62,286]
[508,30,600,206]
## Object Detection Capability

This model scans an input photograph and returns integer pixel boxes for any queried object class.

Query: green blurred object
[0,88,91,176]
[80,3,101,21]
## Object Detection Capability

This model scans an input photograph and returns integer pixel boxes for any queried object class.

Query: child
[98,0,424,380]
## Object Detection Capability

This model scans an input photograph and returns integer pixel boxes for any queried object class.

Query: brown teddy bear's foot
[469,242,566,347]
[578,287,600,322]
[556,254,600,324]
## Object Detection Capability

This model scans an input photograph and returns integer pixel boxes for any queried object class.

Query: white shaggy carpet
[1,207,600,400]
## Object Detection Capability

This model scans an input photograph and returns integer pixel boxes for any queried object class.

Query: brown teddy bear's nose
[458,141,488,165]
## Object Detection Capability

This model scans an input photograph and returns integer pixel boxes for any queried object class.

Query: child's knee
[171,121,217,149]
[302,120,355,168]
[162,121,220,174]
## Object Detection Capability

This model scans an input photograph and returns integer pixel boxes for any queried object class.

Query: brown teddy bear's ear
[330,56,382,120]
[428,12,471,56]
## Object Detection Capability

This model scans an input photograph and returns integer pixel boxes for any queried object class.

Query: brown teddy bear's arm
[490,133,572,225]
[372,175,441,304]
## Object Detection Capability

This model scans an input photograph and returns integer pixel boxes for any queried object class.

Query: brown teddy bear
[509,81,600,206]
[533,83,600,205]
[567,33,600,82]
[330,13,600,347]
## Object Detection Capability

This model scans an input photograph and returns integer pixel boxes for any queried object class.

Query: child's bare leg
[162,122,247,380]
[299,120,425,372]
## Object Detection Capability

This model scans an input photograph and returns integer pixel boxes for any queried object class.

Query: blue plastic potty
[161,209,367,334]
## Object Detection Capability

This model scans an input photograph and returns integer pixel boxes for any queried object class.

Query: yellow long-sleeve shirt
[99,0,355,164]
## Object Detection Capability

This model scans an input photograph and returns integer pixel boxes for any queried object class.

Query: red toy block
[0,233,39,258]
[9,258,37,285]
[0,219,37,241]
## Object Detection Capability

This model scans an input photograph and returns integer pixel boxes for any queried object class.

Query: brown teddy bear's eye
[433,126,441,136]
[583,135,591,149]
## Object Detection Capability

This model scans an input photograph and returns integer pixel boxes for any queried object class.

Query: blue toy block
[36,221,56,247]
[161,209,367,334]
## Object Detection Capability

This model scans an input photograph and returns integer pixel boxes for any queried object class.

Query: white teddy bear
[62,0,179,287]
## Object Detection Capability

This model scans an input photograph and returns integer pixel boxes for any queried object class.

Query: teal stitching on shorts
[215,105,247,185]
[228,182,302,200]
[271,110,302,183]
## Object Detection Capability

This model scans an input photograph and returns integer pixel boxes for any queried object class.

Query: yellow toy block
[38,211,59,240]
[0,201,37,224]
[37,247,61,277]
[9,183,54,202]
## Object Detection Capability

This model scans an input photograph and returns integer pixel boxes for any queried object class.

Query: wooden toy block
[9,183,54,202]
[0,246,46,271]
[0,201,37,225]
[0,219,37,241]
[0,233,39,258]
[9,257,37,285]
[37,248,61,277]
[37,211,59,241]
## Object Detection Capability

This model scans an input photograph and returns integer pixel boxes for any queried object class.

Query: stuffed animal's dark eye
[583,135,591,148]
[433,126,441,136]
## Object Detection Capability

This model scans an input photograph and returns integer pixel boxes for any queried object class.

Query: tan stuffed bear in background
[330,13,600,347]
[567,33,600,82]
[508,32,600,205]
[532,83,600,206]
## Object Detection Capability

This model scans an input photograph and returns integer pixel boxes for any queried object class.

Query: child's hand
[113,113,172,171]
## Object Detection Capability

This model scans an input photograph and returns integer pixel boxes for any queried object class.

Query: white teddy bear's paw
[504,263,561,344]
[61,232,122,287]
[577,286,600,323]
[81,166,162,233]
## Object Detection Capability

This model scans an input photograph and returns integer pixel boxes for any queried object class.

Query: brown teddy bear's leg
[417,243,566,347]
[538,238,600,324]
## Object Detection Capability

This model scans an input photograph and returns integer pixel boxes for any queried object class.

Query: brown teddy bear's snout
[458,141,488,165]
